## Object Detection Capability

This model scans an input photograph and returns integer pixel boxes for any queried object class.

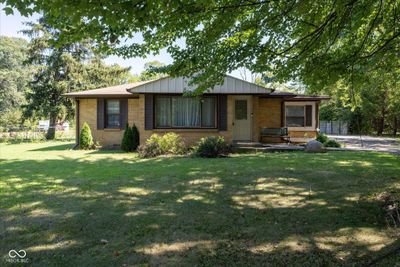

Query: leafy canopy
[22,18,131,139]
[0,36,31,126]
[1,0,399,93]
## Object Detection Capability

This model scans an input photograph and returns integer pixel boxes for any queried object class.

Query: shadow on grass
[0,152,399,266]
[28,143,76,151]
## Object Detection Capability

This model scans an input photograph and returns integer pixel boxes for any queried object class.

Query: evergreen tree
[79,122,93,149]
[131,124,140,150]
[121,123,134,152]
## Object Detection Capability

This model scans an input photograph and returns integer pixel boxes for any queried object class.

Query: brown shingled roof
[63,81,153,98]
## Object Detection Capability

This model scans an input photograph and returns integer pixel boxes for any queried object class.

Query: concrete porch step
[232,141,263,147]
[232,143,305,153]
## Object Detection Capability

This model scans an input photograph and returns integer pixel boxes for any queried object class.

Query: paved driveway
[328,135,400,154]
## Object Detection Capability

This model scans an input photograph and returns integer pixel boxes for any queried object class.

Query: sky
[0,5,243,78]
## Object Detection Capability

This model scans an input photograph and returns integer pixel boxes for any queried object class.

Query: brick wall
[137,94,233,146]
[78,95,318,146]
[78,95,233,147]
[255,97,317,143]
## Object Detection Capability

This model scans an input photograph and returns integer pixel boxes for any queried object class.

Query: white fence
[320,121,348,135]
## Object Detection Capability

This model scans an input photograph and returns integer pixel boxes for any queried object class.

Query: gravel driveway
[328,135,400,154]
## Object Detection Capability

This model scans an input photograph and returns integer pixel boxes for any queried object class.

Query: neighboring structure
[38,120,69,131]
[320,120,348,135]
[64,75,329,146]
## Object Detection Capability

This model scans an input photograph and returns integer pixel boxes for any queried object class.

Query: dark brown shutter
[145,94,154,130]
[119,99,128,129]
[218,95,227,131]
[305,105,312,126]
[97,98,104,130]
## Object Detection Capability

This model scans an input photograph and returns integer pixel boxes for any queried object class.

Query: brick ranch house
[64,75,329,147]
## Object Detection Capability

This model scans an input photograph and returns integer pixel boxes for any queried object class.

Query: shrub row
[138,134,230,158]
[79,121,230,157]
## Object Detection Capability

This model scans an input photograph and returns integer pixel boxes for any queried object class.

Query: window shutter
[218,95,227,131]
[97,98,104,130]
[119,99,128,129]
[305,105,312,126]
[145,94,154,130]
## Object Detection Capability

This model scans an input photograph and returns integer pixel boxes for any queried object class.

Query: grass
[0,141,399,266]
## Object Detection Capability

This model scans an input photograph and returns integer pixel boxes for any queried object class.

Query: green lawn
[0,142,399,266]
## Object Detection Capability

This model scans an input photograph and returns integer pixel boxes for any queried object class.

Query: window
[285,105,313,127]
[235,100,248,120]
[106,99,120,128]
[155,96,216,128]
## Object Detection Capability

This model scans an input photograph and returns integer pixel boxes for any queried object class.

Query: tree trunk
[393,117,398,137]
[46,113,57,140]
[377,117,384,136]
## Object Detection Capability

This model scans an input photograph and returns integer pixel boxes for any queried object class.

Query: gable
[128,75,272,94]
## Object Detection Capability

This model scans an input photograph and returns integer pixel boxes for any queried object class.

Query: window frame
[105,99,121,129]
[154,95,218,129]
[284,102,315,129]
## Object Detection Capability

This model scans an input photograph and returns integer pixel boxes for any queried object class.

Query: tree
[22,18,131,139]
[79,122,93,149]
[131,124,139,150]
[139,61,167,81]
[2,0,399,93]
[121,123,134,152]
[0,36,31,130]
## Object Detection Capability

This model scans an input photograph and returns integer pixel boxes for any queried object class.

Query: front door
[233,96,252,141]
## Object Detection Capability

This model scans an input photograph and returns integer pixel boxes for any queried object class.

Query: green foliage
[193,136,230,158]
[21,18,131,139]
[3,1,399,95]
[137,141,162,158]
[323,139,341,148]
[121,123,134,152]
[157,133,185,154]
[138,133,185,158]
[79,122,94,149]
[139,61,167,81]
[316,133,329,144]
[131,124,139,150]
[0,36,31,129]
[315,133,341,148]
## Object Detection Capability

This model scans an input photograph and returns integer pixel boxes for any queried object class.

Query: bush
[324,139,341,148]
[138,142,162,158]
[121,123,134,152]
[131,124,140,150]
[79,122,94,149]
[159,133,185,154]
[316,133,329,143]
[138,133,186,158]
[193,136,230,158]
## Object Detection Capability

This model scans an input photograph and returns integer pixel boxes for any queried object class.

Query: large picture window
[106,99,120,128]
[285,105,312,127]
[155,96,216,128]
